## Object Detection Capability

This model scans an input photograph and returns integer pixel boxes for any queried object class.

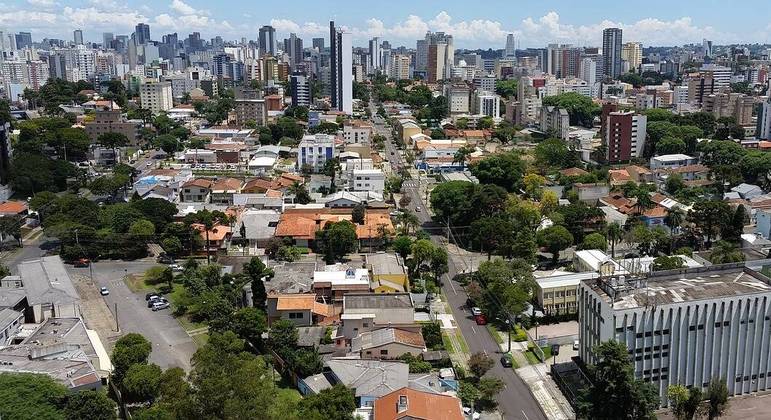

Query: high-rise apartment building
[290,71,311,108]
[312,37,324,51]
[284,33,303,69]
[139,81,173,113]
[73,30,83,45]
[415,39,428,74]
[504,34,516,58]
[426,32,454,83]
[234,87,266,126]
[329,21,353,114]
[602,27,623,80]
[368,37,381,73]
[102,32,114,49]
[258,25,275,57]
[621,42,642,72]
[580,57,597,85]
[603,110,647,163]
[758,96,771,140]
[389,54,411,80]
[14,32,31,50]
[135,23,150,45]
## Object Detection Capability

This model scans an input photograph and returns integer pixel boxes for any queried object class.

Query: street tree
[315,220,358,263]
[122,363,162,403]
[536,225,574,264]
[580,232,607,251]
[706,378,729,420]
[468,352,494,378]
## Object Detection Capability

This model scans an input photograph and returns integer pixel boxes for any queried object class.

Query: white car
[414,206,422,212]
[99,286,109,296]
[471,307,482,316]
[169,264,183,272]
[152,301,170,311]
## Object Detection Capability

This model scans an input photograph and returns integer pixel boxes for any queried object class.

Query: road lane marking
[521,410,530,420]
[471,325,477,334]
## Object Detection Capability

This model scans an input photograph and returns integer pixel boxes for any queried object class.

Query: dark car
[500,355,513,368]
[145,292,160,301]
[156,254,173,264]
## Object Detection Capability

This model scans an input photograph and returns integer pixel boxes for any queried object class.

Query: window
[363,322,369,327]
[380,349,388,355]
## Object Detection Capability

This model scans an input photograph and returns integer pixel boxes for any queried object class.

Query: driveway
[68,260,197,371]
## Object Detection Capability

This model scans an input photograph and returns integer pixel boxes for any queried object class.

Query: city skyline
[3,0,771,49]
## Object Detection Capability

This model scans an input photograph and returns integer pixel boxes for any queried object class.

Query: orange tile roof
[242,178,274,192]
[670,164,709,174]
[626,165,651,174]
[273,294,333,316]
[211,177,242,192]
[148,169,179,177]
[374,387,463,420]
[265,189,283,198]
[192,223,232,241]
[393,329,425,347]
[183,178,213,189]
[275,209,394,240]
[760,141,771,149]
[643,205,668,218]
[608,169,631,183]
[0,200,28,215]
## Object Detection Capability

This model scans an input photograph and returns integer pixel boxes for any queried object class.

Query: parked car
[169,264,183,272]
[573,340,580,351]
[500,354,513,368]
[414,206,422,212]
[73,258,90,268]
[99,286,109,296]
[147,296,165,308]
[156,254,173,264]
[145,292,160,301]
[470,307,482,316]
[474,314,487,325]
[152,301,170,311]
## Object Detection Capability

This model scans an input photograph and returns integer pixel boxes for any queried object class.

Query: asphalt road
[68,260,197,371]
[371,103,547,420]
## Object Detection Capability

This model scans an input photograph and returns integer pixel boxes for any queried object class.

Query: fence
[551,360,592,409]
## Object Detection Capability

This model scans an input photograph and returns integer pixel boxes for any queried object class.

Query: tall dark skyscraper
[602,27,622,80]
[135,23,150,45]
[312,37,324,51]
[284,33,303,69]
[329,21,339,110]
[258,25,275,56]
[15,32,31,49]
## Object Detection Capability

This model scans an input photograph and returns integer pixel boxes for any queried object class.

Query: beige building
[84,110,141,144]
[702,91,755,126]
[139,81,173,113]
[351,328,425,360]
[621,42,642,71]
[234,87,267,126]
[535,272,596,315]
[389,54,411,80]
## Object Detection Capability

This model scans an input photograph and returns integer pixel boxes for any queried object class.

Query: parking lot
[68,259,197,371]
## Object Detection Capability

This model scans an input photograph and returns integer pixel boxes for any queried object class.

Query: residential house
[313,265,371,305]
[266,294,333,326]
[0,200,28,216]
[299,359,409,407]
[368,253,409,293]
[0,256,81,323]
[397,119,421,144]
[180,178,213,202]
[275,208,394,248]
[352,169,385,195]
[231,209,281,249]
[339,293,416,343]
[649,153,698,170]
[351,328,426,360]
[373,387,463,420]
[210,178,243,205]
[731,183,764,200]
[573,183,610,204]
[192,223,231,253]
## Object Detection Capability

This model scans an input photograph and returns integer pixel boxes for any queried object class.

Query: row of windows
[634,352,668,361]
[544,290,577,299]
[736,373,771,382]
[629,344,669,354]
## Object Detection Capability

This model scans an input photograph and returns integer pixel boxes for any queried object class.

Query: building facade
[139,81,173,113]
[602,28,623,80]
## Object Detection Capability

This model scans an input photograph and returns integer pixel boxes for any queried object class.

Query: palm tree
[606,222,623,258]
[709,240,745,264]
[397,211,420,235]
[664,207,685,234]
[633,191,654,216]
[452,146,474,170]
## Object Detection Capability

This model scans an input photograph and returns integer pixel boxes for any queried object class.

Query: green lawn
[486,324,504,344]
[191,332,209,347]
[524,345,553,365]
[124,274,155,293]
[442,332,455,354]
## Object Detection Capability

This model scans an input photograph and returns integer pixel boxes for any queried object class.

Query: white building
[139,81,173,113]
[444,83,471,115]
[580,58,597,86]
[343,122,373,144]
[389,54,411,80]
[650,154,698,170]
[700,64,732,88]
[758,96,771,141]
[579,264,771,404]
[297,134,336,172]
[475,91,500,118]
[351,169,385,195]
[541,106,570,140]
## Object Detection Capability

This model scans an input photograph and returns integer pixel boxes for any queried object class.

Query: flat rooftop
[588,264,771,310]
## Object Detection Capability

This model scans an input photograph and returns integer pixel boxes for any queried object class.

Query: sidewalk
[494,330,575,420]
[431,296,470,369]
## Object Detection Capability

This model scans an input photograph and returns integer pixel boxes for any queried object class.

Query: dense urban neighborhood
[2,4,771,420]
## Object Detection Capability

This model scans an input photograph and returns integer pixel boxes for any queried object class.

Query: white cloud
[269,18,325,36]
[27,0,55,6]
[170,0,196,15]
[62,7,146,30]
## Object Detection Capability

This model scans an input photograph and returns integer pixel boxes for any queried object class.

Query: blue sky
[3,0,770,48]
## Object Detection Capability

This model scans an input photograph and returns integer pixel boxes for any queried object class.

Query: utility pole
[114,302,119,332]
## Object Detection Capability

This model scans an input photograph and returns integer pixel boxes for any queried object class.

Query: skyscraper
[312,37,324,51]
[102,32,114,49]
[504,34,516,58]
[14,32,31,50]
[415,39,428,73]
[329,21,352,114]
[290,71,311,108]
[135,23,150,45]
[258,25,275,56]
[621,42,642,72]
[284,33,303,69]
[73,29,83,45]
[425,32,454,83]
[368,37,381,73]
[602,27,622,80]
